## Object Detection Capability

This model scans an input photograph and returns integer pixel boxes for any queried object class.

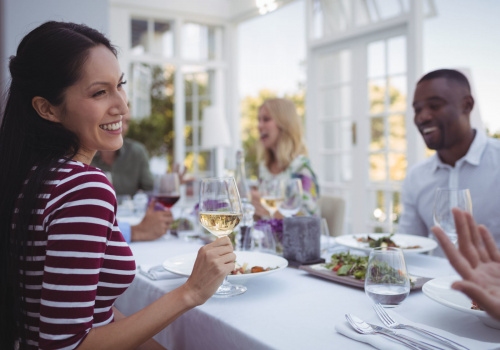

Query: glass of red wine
[153,173,181,209]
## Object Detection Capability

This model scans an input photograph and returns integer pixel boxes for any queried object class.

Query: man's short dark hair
[418,69,471,93]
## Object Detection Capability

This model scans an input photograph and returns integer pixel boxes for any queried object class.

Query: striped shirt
[15,159,136,349]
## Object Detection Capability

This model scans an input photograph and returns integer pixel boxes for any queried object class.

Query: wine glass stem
[217,276,232,293]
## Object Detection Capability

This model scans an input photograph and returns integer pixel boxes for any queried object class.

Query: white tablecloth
[115,237,500,350]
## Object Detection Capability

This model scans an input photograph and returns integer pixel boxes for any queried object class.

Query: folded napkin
[138,264,184,281]
[335,310,498,350]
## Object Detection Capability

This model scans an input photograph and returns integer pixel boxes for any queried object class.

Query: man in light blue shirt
[398,69,500,256]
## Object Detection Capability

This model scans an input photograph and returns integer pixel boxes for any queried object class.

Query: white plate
[162,251,288,285]
[335,233,438,254]
[423,275,500,329]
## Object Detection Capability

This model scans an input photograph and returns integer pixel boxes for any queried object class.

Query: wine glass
[433,188,472,244]
[259,178,284,217]
[153,173,181,209]
[279,178,303,217]
[198,177,246,297]
[364,247,410,308]
[242,222,277,254]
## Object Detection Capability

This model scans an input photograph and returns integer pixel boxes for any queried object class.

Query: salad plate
[162,251,288,285]
[423,275,500,329]
[335,233,438,254]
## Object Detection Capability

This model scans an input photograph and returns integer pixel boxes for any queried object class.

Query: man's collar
[433,129,486,170]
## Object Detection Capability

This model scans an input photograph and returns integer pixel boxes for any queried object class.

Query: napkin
[335,310,498,350]
[138,264,184,281]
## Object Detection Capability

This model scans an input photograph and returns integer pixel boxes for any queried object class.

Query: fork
[345,314,420,349]
[368,323,446,350]
[373,303,470,350]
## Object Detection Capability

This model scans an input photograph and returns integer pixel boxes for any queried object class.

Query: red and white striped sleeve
[38,169,118,350]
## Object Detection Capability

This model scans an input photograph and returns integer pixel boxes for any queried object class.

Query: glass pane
[392,191,401,223]
[388,114,406,151]
[197,126,202,146]
[152,21,173,57]
[185,101,193,122]
[341,153,352,182]
[182,23,221,61]
[369,153,386,181]
[389,76,407,112]
[370,117,385,151]
[199,151,212,172]
[371,190,386,222]
[131,19,148,54]
[388,153,407,181]
[185,75,193,96]
[368,79,385,115]
[323,121,335,149]
[388,36,406,75]
[323,86,351,118]
[340,119,352,151]
[320,50,351,84]
[198,99,211,123]
[323,154,337,182]
[354,0,372,26]
[196,72,210,96]
[376,0,401,20]
[312,0,324,39]
[185,125,193,147]
[368,40,385,78]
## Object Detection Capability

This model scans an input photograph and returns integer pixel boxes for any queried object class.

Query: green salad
[323,251,368,280]
[323,251,413,286]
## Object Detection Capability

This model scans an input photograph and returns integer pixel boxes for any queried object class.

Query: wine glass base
[212,284,247,298]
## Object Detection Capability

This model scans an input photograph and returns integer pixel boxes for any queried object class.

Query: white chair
[319,195,345,237]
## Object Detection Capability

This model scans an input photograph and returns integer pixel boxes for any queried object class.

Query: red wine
[155,195,180,208]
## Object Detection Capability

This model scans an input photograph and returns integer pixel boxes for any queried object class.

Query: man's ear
[462,95,474,115]
[32,96,61,123]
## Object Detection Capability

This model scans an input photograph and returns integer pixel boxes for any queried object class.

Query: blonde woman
[251,98,320,218]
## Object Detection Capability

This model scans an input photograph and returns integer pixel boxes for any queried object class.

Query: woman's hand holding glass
[198,177,246,297]
[184,236,236,305]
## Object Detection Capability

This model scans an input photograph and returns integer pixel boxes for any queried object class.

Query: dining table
[115,234,500,350]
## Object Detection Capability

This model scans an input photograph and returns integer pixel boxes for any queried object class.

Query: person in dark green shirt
[92,112,172,242]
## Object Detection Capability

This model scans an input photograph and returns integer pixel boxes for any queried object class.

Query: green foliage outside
[127,65,175,167]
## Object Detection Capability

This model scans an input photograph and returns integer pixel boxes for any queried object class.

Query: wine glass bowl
[364,247,410,308]
[153,173,181,209]
[199,177,246,297]
[259,179,284,217]
[433,188,472,244]
[279,178,303,217]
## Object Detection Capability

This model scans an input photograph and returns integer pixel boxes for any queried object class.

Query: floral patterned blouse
[259,155,320,216]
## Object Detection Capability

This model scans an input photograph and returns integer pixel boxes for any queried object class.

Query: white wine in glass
[259,179,284,217]
[198,177,246,297]
[433,187,472,244]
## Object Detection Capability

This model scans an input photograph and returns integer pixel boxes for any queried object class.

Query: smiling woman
[0,21,236,350]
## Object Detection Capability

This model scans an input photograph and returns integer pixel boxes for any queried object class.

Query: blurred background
[1,0,499,235]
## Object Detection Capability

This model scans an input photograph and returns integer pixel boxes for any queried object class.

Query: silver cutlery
[367,323,446,350]
[373,303,470,350]
[345,314,420,349]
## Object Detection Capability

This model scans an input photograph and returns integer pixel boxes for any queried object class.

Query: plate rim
[422,275,485,315]
[162,250,288,280]
[335,233,438,254]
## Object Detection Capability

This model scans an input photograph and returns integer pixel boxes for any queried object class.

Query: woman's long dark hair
[0,21,117,348]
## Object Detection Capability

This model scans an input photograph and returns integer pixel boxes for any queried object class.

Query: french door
[309,26,410,234]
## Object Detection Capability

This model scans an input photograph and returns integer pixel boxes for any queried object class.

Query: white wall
[0,0,109,95]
